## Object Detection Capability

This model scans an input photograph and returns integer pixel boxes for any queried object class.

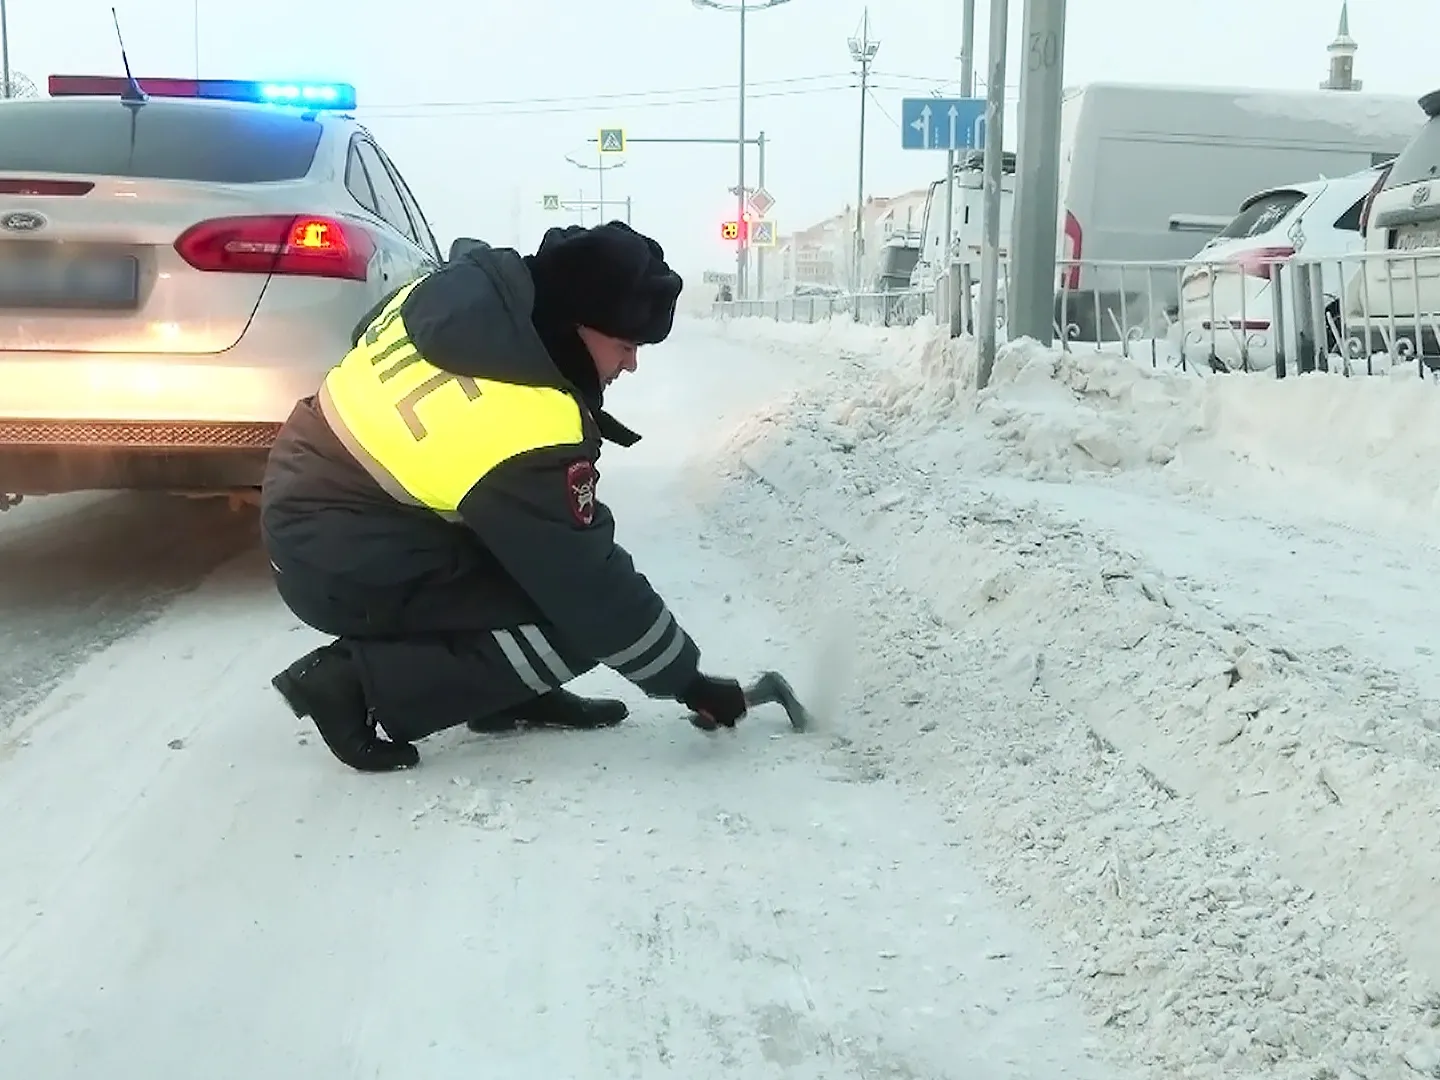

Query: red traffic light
[721,220,748,242]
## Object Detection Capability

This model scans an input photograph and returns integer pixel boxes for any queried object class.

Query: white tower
[1320,1,1360,91]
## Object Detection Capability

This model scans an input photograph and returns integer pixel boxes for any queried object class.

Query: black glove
[680,674,747,731]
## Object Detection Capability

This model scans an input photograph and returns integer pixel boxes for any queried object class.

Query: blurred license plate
[0,252,140,310]
[1392,224,1440,252]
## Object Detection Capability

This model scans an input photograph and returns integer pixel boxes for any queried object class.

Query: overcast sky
[5,0,1435,279]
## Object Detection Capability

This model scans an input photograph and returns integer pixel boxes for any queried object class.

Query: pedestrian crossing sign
[750,219,777,247]
[542,194,561,211]
[599,128,626,153]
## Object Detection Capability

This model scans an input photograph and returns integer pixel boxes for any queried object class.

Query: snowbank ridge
[689,313,1440,1080]
[694,313,1440,540]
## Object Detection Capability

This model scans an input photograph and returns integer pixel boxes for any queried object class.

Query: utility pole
[1,0,12,100]
[976,0,1010,389]
[944,0,978,272]
[193,0,200,78]
[1007,0,1067,347]
[848,8,879,295]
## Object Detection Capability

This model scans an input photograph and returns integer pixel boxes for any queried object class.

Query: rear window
[1333,195,1366,233]
[1384,117,1440,189]
[0,99,323,183]
[1216,190,1306,240]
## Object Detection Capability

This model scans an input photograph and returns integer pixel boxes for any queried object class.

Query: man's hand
[681,673,747,730]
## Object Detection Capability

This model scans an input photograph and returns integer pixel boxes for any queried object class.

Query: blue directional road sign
[901,97,988,152]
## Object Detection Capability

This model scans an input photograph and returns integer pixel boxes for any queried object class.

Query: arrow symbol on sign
[948,105,959,149]
[911,104,931,146]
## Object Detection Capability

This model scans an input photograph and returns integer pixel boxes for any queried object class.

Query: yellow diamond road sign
[599,128,626,153]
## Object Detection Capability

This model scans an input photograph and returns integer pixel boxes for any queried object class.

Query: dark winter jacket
[259,244,701,701]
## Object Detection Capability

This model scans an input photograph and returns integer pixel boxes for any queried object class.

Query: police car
[0,75,442,507]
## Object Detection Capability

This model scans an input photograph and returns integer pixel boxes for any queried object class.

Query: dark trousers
[270,560,596,742]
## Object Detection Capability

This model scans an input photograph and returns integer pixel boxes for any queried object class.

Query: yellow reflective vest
[319,277,586,518]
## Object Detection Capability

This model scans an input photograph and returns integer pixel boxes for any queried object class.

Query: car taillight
[174,215,373,281]
[1358,164,1393,235]
[1060,210,1081,290]
[0,178,95,195]
[1231,245,1294,280]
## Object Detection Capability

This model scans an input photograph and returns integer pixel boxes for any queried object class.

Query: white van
[1056,82,1423,341]
[908,149,1016,293]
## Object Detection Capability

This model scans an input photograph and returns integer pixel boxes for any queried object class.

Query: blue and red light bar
[47,75,356,111]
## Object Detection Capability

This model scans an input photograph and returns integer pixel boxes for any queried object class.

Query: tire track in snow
[0,492,259,731]
[0,498,1128,1079]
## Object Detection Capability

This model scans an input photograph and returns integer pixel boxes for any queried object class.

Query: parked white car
[1171,165,1385,371]
[1342,88,1440,366]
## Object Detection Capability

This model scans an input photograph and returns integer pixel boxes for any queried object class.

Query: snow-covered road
[0,492,255,728]
[0,329,1129,1078]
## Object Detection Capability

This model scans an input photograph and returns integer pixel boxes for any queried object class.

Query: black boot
[272,644,420,772]
[466,688,628,733]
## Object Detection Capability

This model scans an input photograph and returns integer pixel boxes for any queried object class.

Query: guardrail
[712,249,1440,379]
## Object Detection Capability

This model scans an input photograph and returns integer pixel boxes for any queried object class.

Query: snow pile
[691,316,1440,1080]
[702,423,1440,1080]
[695,316,1440,538]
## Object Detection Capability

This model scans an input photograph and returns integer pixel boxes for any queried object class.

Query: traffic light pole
[586,133,768,300]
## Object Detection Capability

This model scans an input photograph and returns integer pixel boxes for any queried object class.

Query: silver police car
[0,75,442,506]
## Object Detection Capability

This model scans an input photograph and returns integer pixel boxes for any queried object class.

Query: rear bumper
[0,419,280,495]
[0,353,324,424]
[0,350,321,494]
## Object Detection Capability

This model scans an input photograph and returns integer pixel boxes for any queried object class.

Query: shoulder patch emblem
[566,460,598,526]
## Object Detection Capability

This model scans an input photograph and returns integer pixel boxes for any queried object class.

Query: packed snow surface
[0,324,1129,1079]
[5,309,1440,1080]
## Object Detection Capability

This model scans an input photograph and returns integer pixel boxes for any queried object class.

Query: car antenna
[110,7,148,105]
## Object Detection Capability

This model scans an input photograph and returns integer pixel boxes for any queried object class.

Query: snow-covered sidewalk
[0,326,1131,1080]
[687,315,1440,1079]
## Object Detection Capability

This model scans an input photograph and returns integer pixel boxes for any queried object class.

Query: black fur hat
[525,221,684,345]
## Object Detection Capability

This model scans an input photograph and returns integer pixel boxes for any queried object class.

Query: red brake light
[0,178,96,196]
[174,215,373,281]
[1358,164,1393,235]
[1231,245,1294,280]
[1060,210,1082,290]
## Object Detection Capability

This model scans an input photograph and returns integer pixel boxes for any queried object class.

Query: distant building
[1320,1,1361,91]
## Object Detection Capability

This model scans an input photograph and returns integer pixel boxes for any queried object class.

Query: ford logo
[0,210,48,233]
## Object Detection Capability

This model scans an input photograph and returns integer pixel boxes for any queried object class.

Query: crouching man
[260,222,747,772]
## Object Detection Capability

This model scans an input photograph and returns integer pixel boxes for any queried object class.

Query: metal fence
[712,249,1440,380]
[718,289,936,328]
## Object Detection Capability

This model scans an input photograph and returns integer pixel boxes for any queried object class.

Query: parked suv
[1343,88,1440,366]
[1173,166,1382,371]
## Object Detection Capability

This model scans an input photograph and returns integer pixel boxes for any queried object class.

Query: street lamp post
[564,151,626,225]
[847,9,878,295]
[693,0,793,301]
